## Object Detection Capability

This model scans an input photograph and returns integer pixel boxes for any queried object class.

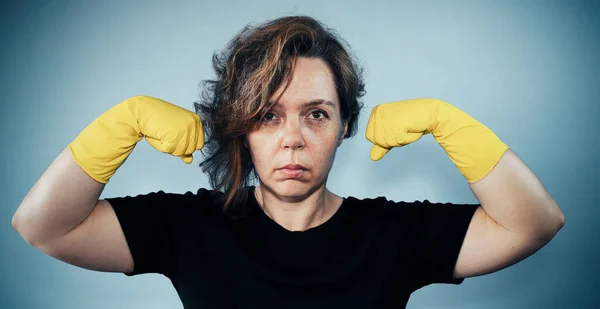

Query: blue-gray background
[1,0,598,308]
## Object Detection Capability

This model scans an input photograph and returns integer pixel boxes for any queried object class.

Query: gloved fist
[68,95,204,184]
[135,96,205,164]
[365,98,438,161]
[365,98,508,183]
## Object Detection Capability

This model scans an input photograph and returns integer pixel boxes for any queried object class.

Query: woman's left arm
[366,98,566,279]
[454,148,565,279]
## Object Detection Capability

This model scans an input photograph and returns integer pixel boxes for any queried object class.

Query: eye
[263,112,277,121]
[310,110,328,120]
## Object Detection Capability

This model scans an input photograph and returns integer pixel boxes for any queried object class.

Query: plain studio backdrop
[1,0,598,308]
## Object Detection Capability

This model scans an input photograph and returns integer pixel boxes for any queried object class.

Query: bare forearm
[469,149,565,239]
[12,147,105,245]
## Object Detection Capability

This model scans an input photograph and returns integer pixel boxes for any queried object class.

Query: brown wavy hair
[194,15,366,215]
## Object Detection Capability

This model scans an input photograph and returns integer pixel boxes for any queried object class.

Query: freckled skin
[246,57,348,204]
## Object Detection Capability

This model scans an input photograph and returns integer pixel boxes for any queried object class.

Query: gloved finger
[383,132,424,149]
[398,132,425,146]
[183,117,204,154]
[182,129,199,156]
[365,105,378,144]
[370,145,390,161]
[180,154,193,164]
[171,135,191,156]
[195,120,205,151]
[195,129,205,151]
[146,137,176,153]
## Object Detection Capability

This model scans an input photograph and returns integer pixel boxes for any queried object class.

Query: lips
[278,164,307,178]
[280,164,307,170]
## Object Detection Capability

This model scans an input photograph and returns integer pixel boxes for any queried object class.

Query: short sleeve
[398,199,479,289]
[105,188,217,277]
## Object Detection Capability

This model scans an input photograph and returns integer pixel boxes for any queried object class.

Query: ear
[338,122,348,147]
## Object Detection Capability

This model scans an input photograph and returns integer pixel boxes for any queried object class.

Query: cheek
[305,120,342,141]
[247,136,276,171]
[314,138,339,165]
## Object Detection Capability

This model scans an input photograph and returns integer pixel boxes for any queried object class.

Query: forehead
[270,57,339,109]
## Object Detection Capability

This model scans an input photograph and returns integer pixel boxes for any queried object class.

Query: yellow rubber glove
[365,98,508,183]
[68,95,205,184]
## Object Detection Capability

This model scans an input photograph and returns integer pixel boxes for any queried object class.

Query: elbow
[11,213,18,230]
[12,212,41,247]
[555,210,566,234]
[552,201,566,233]
[12,214,31,246]
[12,213,30,245]
[11,211,25,235]
[557,210,566,229]
[538,209,566,243]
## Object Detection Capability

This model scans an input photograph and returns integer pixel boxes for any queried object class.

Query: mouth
[280,164,307,170]
[278,164,307,179]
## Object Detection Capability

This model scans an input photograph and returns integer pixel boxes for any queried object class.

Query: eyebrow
[269,99,336,110]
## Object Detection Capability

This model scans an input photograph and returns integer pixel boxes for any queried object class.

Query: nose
[281,118,305,150]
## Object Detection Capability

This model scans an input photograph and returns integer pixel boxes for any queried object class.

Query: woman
[12,16,565,308]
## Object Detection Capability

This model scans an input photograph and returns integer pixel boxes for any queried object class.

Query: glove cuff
[432,101,509,183]
[68,98,143,183]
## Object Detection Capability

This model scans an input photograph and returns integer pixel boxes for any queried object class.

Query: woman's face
[246,57,348,200]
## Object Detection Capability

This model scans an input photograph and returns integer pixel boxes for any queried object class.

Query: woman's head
[195,15,366,213]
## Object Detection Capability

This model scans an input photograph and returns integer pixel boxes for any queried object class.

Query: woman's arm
[453,149,565,278]
[12,147,105,245]
[365,98,566,279]
[470,149,564,239]
[12,147,135,273]
[12,96,204,273]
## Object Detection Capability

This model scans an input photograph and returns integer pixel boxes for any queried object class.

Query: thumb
[370,145,390,161]
[180,154,193,164]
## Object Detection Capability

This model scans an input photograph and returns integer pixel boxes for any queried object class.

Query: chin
[264,180,315,200]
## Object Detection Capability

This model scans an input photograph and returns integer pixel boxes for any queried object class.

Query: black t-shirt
[106,186,478,309]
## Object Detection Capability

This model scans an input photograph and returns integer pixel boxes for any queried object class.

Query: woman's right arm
[11,96,204,273]
[12,147,135,273]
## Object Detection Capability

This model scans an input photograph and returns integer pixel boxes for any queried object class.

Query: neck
[254,183,342,232]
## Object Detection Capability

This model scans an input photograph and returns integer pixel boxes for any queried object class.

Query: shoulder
[345,194,478,210]
[339,195,417,228]
[109,187,222,202]
[106,187,226,217]
[342,194,479,226]
[342,194,428,214]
